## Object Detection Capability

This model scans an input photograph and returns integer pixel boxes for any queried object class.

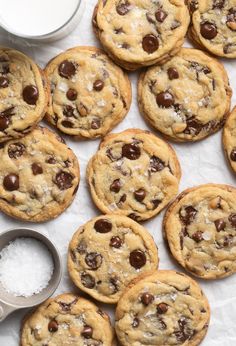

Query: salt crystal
[202,231,211,241]
[58,82,68,92]
[0,237,54,297]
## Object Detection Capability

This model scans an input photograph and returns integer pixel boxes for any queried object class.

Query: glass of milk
[0,0,83,42]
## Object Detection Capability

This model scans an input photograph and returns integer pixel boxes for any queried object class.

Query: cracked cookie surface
[188,0,236,58]
[164,184,236,279]
[0,47,49,143]
[223,106,236,174]
[115,270,210,346]
[68,214,158,304]
[21,293,115,346]
[138,48,231,142]
[92,0,190,70]
[87,129,181,221]
[0,126,80,222]
[45,46,131,139]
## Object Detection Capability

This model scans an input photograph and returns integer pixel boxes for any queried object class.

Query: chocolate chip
[0,76,9,88]
[192,231,203,243]
[229,213,236,227]
[129,213,141,222]
[132,317,139,328]
[152,199,162,209]
[0,116,9,131]
[141,292,154,306]
[213,0,225,9]
[227,8,236,30]
[142,34,159,53]
[3,173,19,191]
[167,68,179,80]
[81,273,95,288]
[61,120,73,128]
[184,117,202,135]
[94,219,112,233]
[81,325,93,338]
[110,276,119,293]
[122,143,141,160]
[58,60,76,79]
[63,105,75,117]
[110,179,121,193]
[46,157,56,164]
[155,9,167,22]
[179,206,197,225]
[116,1,130,15]
[0,106,14,117]
[22,85,39,105]
[200,22,217,40]
[8,143,25,159]
[58,298,78,311]
[48,320,58,332]
[119,194,126,204]
[223,235,233,247]
[91,119,101,129]
[93,79,104,91]
[156,91,175,108]
[110,236,123,248]
[129,249,146,269]
[66,88,77,100]
[77,239,87,254]
[85,252,103,270]
[214,219,226,232]
[134,188,146,202]
[157,303,168,314]
[159,318,167,330]
[54,171,74,190]
[32,163,43,175]
[189,0,198,13]
[150,156,165,172]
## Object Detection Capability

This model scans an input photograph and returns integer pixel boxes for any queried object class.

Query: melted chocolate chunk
[213,0,225,9]
[77,239,87,254]
[0,76,9,88]
[157,303,168,314]
[214,219,226,232]
[80,273,95,288]
[110,179,121,193]
[81,325,93,338]
[58,60,76,79]
[110,236,123,248]
[134,188,146,202]
[141,292,154,306]
[142,34,159,53]
[179,206,197,225]
[155,9,167,22]
[200,22,218,40]
[167,68,179,80]
[46,157,56,164]
[85,252,103,270]
[48,320,58,332]
[8,143,25,159]
[0,116,10,131]
[54,171,74,190]
[171,20,181,30]
[116,1,130,15]
[152,199,162,209]
[66,88,77,101]
[3,173,19,191]
[132,317,139,328]
[189,0,198,13]
[63,105,75,117]
[110,276,119,293]
[229,213,236,227]
[91,119,101,129]
[156,91,175,108]
[22,85,39,105]
[174,317,193,342]
[31,163,43,175]
[119,194,127,204]
[223,235,233,247]
[122,142,141,160]
[61,120,73,128]
[227,7,236,30]
[94,219,112,233]
[192,231,203,243]
[129,249,146,269]
[58,298,78,311]
[150,156,165,172]
[184,117,202,136]
[0,106,15,117]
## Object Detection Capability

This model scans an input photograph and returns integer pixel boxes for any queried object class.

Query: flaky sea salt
[0,237,54,297]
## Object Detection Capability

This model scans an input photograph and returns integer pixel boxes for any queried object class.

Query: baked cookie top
[223,106,236,174]
[115,270,210,346]
[45,46,131,139]
[87,129,181,221]
[68,214,158,304]
[138,48,231,142]
[92,0,190,70]
[0,47,49,142]
[21,293,115,346]
[0,127,80,222]
[188,0,236,58]
[164,184,236,279]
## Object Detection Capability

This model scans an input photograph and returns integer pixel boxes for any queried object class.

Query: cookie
[92,0,190,70]
[45,46,131,139]
[223,106,236,174]
[68,214,158,304]
[115,270,210,346]
[164,184,236,279]
[0,47,49,143]
[21,293,115,346]
[188,0,236,58]
[138,48,231,142]
[0,126,80,222]
[87,129,181,222]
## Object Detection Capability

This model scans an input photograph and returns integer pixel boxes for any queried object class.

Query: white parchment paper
[0,1,236,344]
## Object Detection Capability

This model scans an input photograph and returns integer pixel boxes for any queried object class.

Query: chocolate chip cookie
[45,46,131,139]
[87,129,181,221]
[188,0,236,58]
[92,0,190,70]
[164,184,236,279]
[0,126,80,222]
[0,47,49,143]
[115,270,210,346]
[223,106,236,174]
[68,214,158,304]
[138,48,231,142]
[21,293,115,346]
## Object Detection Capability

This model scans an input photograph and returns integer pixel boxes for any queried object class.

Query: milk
[0,0,80,37]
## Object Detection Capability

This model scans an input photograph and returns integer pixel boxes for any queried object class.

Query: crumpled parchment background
[0,1,236,345]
